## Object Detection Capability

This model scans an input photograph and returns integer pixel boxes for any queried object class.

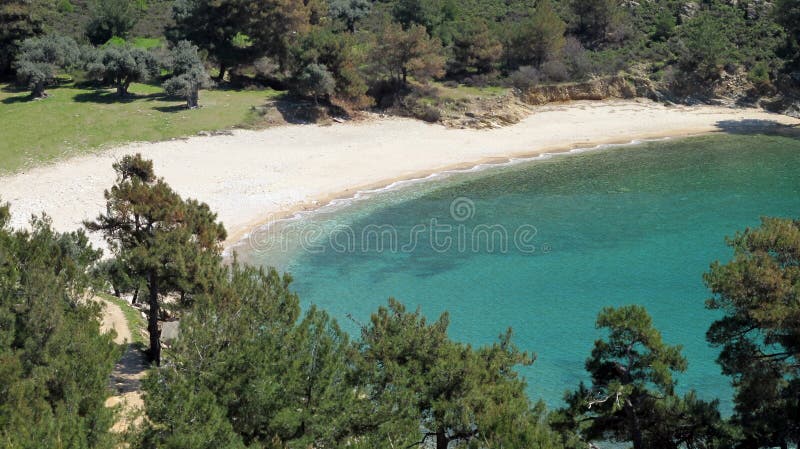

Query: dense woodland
[0,154,798,448]
[1,0,800,112]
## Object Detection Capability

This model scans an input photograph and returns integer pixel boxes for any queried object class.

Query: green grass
[99,293,147,346]
[432,82,509,100]
[0,82,281,174]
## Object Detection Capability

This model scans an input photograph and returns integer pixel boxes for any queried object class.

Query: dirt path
[98,298,148,433]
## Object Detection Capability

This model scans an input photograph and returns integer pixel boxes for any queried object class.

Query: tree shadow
[153,104,187,113]
[273,97,329,125]
[72,89,164,104]
[715,119,800,138]
[1,94,35,104]
[1,84,27,93]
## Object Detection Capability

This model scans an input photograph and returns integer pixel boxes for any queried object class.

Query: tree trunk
[187,86,199,109]
[436,430,448,449]
[216,62,227,82]
[132,284,139,305]
[147,271,161,366]
[625,401,644,449]
[402,67,408,85]
[117,82,128,97]
[31,81,46,98]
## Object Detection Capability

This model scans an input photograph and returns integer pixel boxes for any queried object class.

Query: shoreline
[1,99,798,252]
[225,130,704,252]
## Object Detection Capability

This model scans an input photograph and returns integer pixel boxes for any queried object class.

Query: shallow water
[244,133,800,412]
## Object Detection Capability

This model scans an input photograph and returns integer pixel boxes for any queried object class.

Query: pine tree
[85,154,226,365]
[557,305,689,449]
[354,298,538,449]
[705,217,800,448]
[0,0,42,78]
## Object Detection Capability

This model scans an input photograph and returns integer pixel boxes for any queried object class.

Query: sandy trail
[1,100,798,253]
[98,298,147,433]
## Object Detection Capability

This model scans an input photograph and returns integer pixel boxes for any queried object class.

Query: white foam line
[230,136,676,254]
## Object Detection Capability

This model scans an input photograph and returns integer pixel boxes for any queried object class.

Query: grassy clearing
[99,293,147,346]
[0,82,281,174]
[432,82,509,100]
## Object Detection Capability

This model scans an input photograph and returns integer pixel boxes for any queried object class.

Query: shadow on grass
[1,84,28,93]
[72,89,164,104]
[153,104,187,113]
[715,119,800,138]
[1,94,35,104]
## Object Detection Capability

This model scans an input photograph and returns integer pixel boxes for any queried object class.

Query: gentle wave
[226,136,673,258]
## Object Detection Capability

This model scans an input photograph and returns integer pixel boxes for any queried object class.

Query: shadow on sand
[715,119,800,138]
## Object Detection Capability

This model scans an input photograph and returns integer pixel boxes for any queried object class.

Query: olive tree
[163,40,213,109]
[87,44,160,97]
[14,34,80,98]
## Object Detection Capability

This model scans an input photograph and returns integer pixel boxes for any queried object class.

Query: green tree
[674,10,739,80]
[294,62,335,104]
[704,217,800,448]
[246,0,312,70]
[370,22,446,87]
[392,0,445,32]
[775,0,800,71]
[170,0,253,81]
[353,298,540,449]
[505,0,566,69]
[163,40,213,109]
[86,0,140,45]
[448,18,502,75]
[328,0,370,32]
[294,27,371,108]
[557,305,690,449]
[140,262,360,448]
[0,0,42,78]
[567,0,626,49]
[14,34,80,98]
[0,202,119,449]
[86,44,160,97]
[85,154,227,365]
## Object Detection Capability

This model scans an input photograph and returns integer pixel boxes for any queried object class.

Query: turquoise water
[244,134,800,412]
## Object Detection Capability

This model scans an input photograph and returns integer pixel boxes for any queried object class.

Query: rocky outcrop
[518,76,661,105]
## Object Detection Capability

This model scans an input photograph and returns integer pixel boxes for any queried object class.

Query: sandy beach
[1,99,798,251]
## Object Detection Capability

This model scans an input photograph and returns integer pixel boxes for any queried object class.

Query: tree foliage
[85,154,226,365]
[0,0,42,78]
[0,202,119,449]
[139,262,360,449]
[14,34,80,98]
[448,18,502,75]
[704,217,800,448]
[164,40,213,109]
[353,298,544,449]
[370,22,445,87]
[554,305,726,449]
[86,0,140,46]
[86,44,160,97]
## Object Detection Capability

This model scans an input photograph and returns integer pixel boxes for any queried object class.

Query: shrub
[505,65,541,90]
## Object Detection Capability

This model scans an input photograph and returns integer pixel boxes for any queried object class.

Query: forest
[0,153,798,448]
[1,0,799,114]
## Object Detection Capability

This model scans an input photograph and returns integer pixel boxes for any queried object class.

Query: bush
[505,66,541,90]
[293,62,336,104]
[541,59,569,82]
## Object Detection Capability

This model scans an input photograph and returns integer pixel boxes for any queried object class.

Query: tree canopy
[85,154,226,365]
[705,217,800,448]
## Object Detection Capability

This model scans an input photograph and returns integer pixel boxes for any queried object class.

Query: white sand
[1,99,797,251]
